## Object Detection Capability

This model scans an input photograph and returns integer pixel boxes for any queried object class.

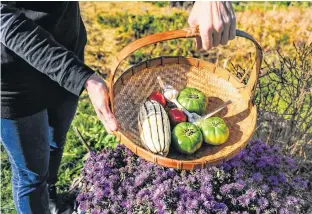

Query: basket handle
[109,27,262,112]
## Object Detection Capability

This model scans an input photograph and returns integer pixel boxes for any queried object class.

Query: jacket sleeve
[0,2,94,96]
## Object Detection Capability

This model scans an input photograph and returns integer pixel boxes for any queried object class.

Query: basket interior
[113,57,256,161]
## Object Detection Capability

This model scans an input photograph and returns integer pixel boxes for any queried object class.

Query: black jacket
[1,1,94,119]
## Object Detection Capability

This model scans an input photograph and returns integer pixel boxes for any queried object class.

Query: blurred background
[1,2,311,213]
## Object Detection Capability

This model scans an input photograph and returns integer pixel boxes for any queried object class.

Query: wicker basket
[108,27,262,170]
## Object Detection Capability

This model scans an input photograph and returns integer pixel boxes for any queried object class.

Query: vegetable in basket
[199,117,229,145]
[138,100,171,156]
[168,108,187,126]
[177,87,207,115]
[172,122,203,154]
[148,91,166,107]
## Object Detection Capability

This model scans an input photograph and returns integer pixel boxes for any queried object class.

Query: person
[0,1,236,214]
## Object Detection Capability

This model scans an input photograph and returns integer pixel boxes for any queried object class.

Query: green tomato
[177,87,207,115]
[199,117,229,145]
[172,122,203,154]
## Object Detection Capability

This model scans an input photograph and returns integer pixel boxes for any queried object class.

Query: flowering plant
[77,140,310,214]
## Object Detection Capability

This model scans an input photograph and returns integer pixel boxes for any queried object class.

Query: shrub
[77,140,310,213]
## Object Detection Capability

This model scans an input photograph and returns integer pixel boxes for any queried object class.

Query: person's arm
[188,1,236,50]
[0,2,118,131]
[0,2,94,96]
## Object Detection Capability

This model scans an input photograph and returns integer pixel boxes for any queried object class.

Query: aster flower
[90,209,101,214]
[257,197,269,210]
[78,201,88,212]
[252,172,263,182]
[220,184,231,195]
[256,160,267,168]
[222,162,232,171]
[245,189,257,199]
[292,177,308,189]
[285,196,298,207]
[237,194,250,207]
[278,172,287,183]
[267,176,279,186]
[279,207,292,214]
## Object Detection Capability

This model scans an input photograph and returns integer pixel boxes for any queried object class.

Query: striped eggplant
[138,100,171,156]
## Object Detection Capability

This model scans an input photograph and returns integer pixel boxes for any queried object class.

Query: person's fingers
[103,111,118,132]
[220,13,230,45]
[212,30,222,47]
[229,17,236,40]
[94,107,111,132]
[98,110,116,133]
[188,1,200,27]
[199,24,213,50]
[99,99,118,132]
[195,37,202,50]
[227,2,236,40]
[220,25,230,46]
[188,14,202,50]
[212,3,222,47]
[188,14,198,28]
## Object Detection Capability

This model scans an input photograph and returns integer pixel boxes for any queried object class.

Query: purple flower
[94,188,105,200]
[273,200,281,208]
[285,196,298,206]
[188,199,198,209]
[292,177,308,189]
[243,155,255,164]
[222,162,232,171]
[284,157,297,169]
[273,187,281,193]
[252,172,263,182]
[134,172,150,187]
[245,189,257,199]
[235,179,246,190]
[257,197,269,209]
[213,202,227,211]
[237,195,250,207]
[279,208,292,214]
[230,159,241,167]
[260,184,269,193]
[220,184,231,195]
[91,209,101,214]
[278,172,287,183]
[78,201,88,212]
[256,160,267,168]
[234,168,245,180]
[198,209,206,214]
[267,175,279,186]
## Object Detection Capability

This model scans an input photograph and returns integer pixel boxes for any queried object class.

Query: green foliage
[98,12,188,38]
[148,1,169,8]
[1,146,16,214]
[232,1,312,12]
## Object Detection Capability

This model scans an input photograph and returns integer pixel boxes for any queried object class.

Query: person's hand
[85,73,118,132]
[188,1,236,50]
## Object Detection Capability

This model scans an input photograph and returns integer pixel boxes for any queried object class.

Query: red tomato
[148,91,166,107]
[168,108,187,126]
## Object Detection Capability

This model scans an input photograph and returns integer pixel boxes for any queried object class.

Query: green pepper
[177,87,207,115]
[172,122,203,154]
[199,117,229,145]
